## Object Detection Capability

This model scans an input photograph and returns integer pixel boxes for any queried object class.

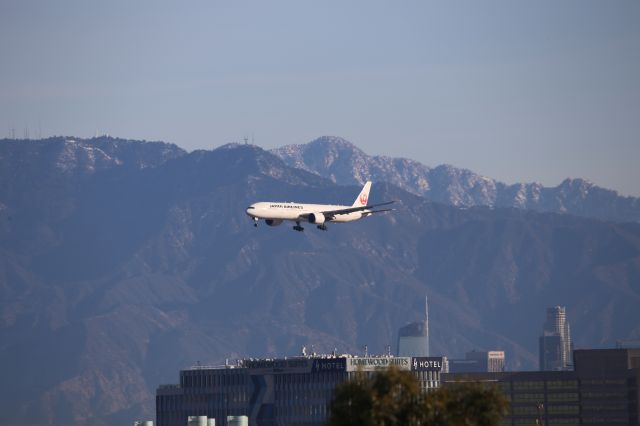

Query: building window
[547,419,579,425]
[547,405,579,415]
[513,419,538,425]
[513,393,545,403]
[547,380,578,389]
[512,405,540,415]
[547,392,579,402]
[513,381,545,390]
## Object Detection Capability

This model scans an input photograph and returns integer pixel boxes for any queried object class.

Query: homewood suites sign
[346,357,411,372]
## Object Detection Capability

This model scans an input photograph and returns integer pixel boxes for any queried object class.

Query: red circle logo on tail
[359,194,368,205]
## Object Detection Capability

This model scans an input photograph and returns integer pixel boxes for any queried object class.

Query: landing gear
[253,218,259,227]
[317,224,328,231]
[293,221,304,232]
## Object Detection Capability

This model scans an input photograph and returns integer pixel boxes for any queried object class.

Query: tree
[422,382,509,426]
[327,368,508,426]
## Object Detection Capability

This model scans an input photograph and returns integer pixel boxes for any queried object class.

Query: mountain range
[1,136,639,425]
[272,136,640,223]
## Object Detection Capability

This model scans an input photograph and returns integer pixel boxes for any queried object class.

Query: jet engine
[308,213,326,224]
[265,219,283,226]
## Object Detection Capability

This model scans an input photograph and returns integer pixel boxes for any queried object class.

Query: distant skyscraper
[539,306,572,371]
[449,350,505,373]
[466,350,505,372]
[397,295,429,357]
[616,339,640,349]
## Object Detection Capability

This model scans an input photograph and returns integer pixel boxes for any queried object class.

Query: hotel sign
[411,357,444,372]
[243,359,311,373]
[346,357,411,372]
[312,358,346,372]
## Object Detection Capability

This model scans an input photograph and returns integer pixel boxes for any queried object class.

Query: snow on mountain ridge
[272,136,640,223]
[55,138,119,174]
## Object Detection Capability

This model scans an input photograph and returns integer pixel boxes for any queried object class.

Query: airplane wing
[361,208,394,217]
[316,201,395,220]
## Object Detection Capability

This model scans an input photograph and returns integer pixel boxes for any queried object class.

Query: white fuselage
[246,202,367,223]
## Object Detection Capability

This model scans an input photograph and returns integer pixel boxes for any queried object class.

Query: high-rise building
[539,306,572,371]
[449,350,505,373]
[397,295,429,357]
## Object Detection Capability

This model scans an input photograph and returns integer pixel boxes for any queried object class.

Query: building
[574,348,640,424]
[397,295,429,357]
[156,355,446,426]
[539,306,572,371]
[617,339,640,349]
[444,370,581,425]
[397,322,429,357]
[450,350,505,373]
[443,348,640,425]
[468,350,505,372]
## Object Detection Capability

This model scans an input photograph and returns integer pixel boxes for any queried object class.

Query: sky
[1,1,639,196]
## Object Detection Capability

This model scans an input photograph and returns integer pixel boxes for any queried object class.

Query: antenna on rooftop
[425,294,429,323]
[244,135,249,145]
[425,293,430,356]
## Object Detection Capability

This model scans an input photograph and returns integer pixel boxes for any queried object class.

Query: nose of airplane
[246,205,256,216]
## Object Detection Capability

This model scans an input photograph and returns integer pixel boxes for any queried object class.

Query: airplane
[245,181,394,231]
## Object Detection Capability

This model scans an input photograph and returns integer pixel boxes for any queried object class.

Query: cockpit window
[246,206,255,209]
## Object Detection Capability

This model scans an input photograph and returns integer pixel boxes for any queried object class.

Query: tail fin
[353,181,372,207]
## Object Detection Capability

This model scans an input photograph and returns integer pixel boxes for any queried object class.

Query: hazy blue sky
[1,1,639,195]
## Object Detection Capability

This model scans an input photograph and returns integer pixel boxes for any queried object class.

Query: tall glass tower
[539,306,572,371]
[397,295,429,357]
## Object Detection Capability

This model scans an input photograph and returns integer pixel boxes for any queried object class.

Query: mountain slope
[272,136,640,223]
[0,136,185,234]
[1,139,639,425]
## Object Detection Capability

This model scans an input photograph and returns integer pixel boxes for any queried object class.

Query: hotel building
[156,355,445,426]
